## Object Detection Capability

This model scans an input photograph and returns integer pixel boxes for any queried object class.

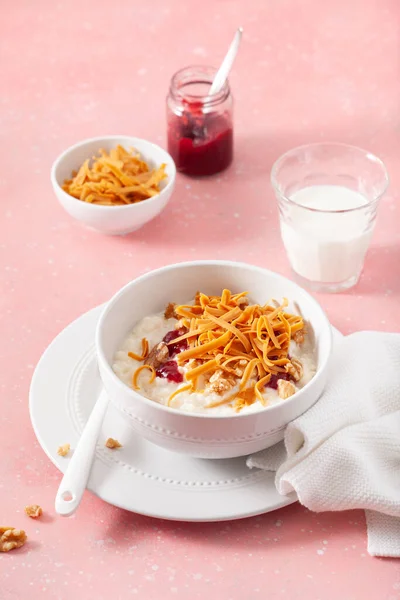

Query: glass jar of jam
[167,66,233,177]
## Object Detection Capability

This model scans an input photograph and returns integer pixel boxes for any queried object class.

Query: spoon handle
[209,27,243,96]
[55,390,109,516]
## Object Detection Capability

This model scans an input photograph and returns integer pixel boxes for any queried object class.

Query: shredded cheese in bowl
[62,145,167,206]
[121,290,310,414]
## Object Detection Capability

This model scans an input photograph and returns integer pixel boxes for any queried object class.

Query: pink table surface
[1,0,400,598]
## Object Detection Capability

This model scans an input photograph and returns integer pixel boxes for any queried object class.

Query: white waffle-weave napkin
[247,332,400,557]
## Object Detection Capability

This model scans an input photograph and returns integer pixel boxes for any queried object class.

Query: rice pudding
[112,290,316,415]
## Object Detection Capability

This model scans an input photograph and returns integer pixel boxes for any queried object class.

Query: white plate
[29,305,342,522]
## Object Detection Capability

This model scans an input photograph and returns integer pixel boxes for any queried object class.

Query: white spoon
[209,27,243,96]
[55,390,109,516]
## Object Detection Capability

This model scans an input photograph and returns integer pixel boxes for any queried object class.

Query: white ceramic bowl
[50,135,176,235]
[96,261,333,458]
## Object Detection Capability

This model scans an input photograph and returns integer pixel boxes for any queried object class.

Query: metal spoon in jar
[209,27,243,96]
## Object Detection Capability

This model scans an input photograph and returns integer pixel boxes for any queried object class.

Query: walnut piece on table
[57,443,70,457]
[25,504,42,519]
[277,379,296,400]
[105,438,122,449]
[285,358,303,382]
[0,527,27,552]
[164,302,177,320]
[144,342,169,369]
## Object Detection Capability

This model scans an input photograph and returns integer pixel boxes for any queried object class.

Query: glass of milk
[271,143,389,293]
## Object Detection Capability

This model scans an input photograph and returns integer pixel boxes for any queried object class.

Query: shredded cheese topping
[133,290,305,411]
[132,364,156,390]
[128,338,149,361]
[167,384,193,407]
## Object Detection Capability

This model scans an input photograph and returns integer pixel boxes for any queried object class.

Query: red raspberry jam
[154,329,188,383]
[162,329,188,356]
[168,106,233,177]
[156,360,183,384]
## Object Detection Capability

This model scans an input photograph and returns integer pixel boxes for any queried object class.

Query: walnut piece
[105,438,122,449]
[187,358,201,370]
[234,359,248,377]
[0,527,27,552]
[57,443,70,457]
[237,297,249,308]
[285,358,303,382]
[292,329,305,344]
[25,505,42,519]
[144,342,169,369]
[277,379,296,400]
[209,369,226,383]
[164,303,177,320]
[207,370,236,395]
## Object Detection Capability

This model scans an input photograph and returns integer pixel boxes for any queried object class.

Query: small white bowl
[96,261,333,459]
[50,135,176,235]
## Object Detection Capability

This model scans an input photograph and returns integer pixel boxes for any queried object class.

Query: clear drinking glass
[271,143,389,293]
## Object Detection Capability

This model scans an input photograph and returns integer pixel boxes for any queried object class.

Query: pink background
[1,0,400,598]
